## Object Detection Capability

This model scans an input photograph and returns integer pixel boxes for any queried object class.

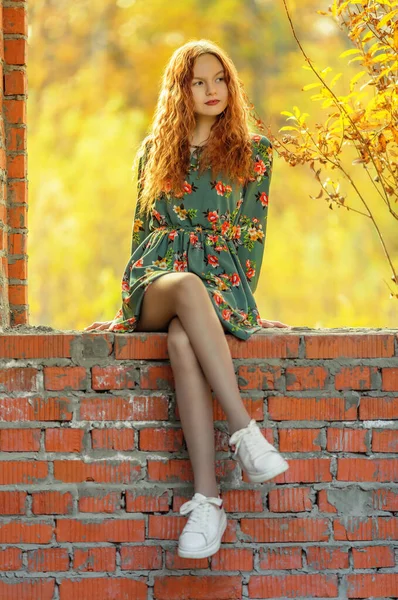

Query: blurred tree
[27,0,397,330]
[275,0,398,300]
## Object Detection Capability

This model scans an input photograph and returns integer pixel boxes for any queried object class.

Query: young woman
[84,39,291,560]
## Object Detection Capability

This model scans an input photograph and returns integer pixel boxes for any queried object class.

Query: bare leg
[167,316,219,498]
[135,272,251,435]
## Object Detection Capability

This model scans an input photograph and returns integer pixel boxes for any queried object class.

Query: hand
[260,318,292,329]
[83,320,114,332]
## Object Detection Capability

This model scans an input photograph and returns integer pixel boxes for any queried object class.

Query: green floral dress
[109,133,273,340]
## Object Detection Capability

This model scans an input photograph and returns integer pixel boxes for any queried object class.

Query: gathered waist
[152,224,236,238]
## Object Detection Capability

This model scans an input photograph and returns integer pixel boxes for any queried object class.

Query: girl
[84,39,291,560]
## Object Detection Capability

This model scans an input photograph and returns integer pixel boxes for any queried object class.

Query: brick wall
[0,1,28,329]
[0,329,397,599]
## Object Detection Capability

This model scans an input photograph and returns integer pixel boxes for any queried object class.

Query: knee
[175,273,207,307]
[167,316,191,357]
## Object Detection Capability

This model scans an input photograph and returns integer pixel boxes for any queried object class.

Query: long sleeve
[130,153,152,255]
[235,135,273,295]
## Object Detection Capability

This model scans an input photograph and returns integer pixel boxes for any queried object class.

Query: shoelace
[229,419,277,461]
[179,494,223,530]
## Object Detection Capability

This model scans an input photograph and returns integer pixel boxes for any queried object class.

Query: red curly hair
[135,39,268,219]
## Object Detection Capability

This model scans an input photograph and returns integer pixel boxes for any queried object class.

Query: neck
[190,114,217,146]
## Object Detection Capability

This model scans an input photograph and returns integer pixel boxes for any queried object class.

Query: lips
[205,100,220,105]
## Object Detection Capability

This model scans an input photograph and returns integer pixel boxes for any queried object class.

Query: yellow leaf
[279,126,300,132]
[339,48,362,58]
[280,111,294,116]
[302,82,323,91]
[330,73,343,88]
[377,8,398,29]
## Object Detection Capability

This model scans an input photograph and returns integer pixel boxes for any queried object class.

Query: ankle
[194,487,220,498]
[228,416,251,436]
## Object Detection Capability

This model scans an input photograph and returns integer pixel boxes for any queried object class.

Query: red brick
[5,71,26,96]
[91,428,135,450]
[286,366,328,390]
[91,364,137,390]
[3,98,26,123]
[53,460,141,484]
[0,579,55,600]
[248,573,338,598]
[372,429,398,452]
[0,428,40,451]
[236,364,281,390]
[337,457,397,482]
[211,548,254,571]
[45,428,84,452]
[154,575,242,599]
[31,491,73,515]
[44,366,87,391]
[56,518,145,543]
[268,487,312,512]
[8,154,26,178]
[279,428,322,452]
[372,488,398,511]
[335,366,378,390]
[140,364,174,389]
[3,8,27,34]
[241,517,329,542]
[346,573,398,598]
[0,521,53,544]
[0,547,22,570]
[0,461,48,485]
[352,545,395,568]
[211,396,264,423]
[139,426,184,451]
[306,546,349,569]
[27,547,69,572]
[334,516,398,540]
[382,367,398,390]
[7,180,27,205]
[0,396,72,421]
[359,396,398,419]
[148,457,237,483]
[273,458,332,483]
[115,332,169,360]
[317,490,338,513]
[120,545,161,570]
[126,489,170,513]
[80,394,168,421]
[258,546,302,570]
[59,578,147,600]
[268,396,357,421]
[304,334,395,358]
[79,491,120,514]
[327,427,367,452]
[222,489,264,513]
[0,490,26,515]
[74,547,116,572]
[0,367,38,391]
[164,548,208,570]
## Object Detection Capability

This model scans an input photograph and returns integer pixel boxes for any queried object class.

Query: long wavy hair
[135,39,268,219]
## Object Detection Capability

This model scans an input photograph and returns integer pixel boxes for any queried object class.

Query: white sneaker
[228,419,289,483]
[177,492,227,559]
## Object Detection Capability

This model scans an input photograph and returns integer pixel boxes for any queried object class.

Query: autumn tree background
[28,0,397,330]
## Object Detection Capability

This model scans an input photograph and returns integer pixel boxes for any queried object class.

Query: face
[190,53,228,118]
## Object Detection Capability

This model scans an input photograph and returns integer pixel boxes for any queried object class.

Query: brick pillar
[0,1,28,330]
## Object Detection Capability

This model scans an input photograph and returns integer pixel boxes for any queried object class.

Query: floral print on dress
[109,133,273,340]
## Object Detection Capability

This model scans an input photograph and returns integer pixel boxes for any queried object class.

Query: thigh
[134,272,198,332]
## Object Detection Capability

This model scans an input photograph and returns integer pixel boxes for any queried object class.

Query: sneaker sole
[237,454,289,483]
[177,510,227,559]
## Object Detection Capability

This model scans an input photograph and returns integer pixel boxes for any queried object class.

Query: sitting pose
[85,38,291,560]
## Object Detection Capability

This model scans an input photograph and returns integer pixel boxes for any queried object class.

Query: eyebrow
[192,69,225,81]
